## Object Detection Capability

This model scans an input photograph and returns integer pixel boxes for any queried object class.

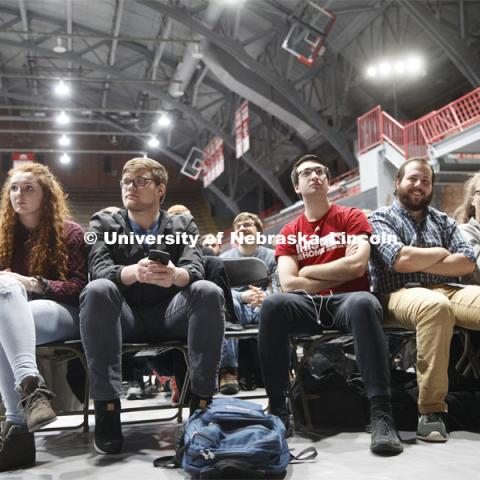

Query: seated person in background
[455,172,480,284]
[200,233,222,256]
[369,158,478,443]
[79,158,225,455]
[0,163,87,471]
[219,212,277,395]
[259,154,402,455]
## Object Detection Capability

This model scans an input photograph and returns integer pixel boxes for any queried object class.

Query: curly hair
[0,163,71,280]
[454,172,480,224]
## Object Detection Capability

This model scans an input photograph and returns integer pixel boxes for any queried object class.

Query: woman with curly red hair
[0,163,87,471]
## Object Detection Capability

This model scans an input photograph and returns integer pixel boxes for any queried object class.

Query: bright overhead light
[170,82,185,98]
[59,153,71,164]
[378,61,392,78]
[407,55,423,75]
[53,37,66,54]
[394,60,405,74]
[55,111,70,125]
[366,54,425,82]
[54,79,70,97]
[58,134,71,146]
[147,136,160,148]
[157,112,171,127]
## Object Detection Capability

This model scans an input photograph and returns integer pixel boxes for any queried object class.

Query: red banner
[202,136,224,188]
[235,100,250,159]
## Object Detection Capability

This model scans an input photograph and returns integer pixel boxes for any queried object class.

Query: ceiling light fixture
[157,112,172,127]
[58,134,71,146]
[365,53,425,80]
[148,136,160,148]
[53,37,67,54]
[55,111,70,125]
[191,43,204,59]
[54,79,70,97]
[59,153,71,164]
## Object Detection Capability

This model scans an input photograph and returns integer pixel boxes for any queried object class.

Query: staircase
[357,86,480,208]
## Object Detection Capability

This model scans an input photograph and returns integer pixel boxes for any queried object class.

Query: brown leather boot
[19,376,56,432]
[0,421,35,471]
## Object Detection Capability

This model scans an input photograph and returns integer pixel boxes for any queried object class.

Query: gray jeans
[79,279,225,400]
[0,278,79,424]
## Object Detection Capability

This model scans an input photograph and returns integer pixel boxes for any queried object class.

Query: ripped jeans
[0,278,79,425]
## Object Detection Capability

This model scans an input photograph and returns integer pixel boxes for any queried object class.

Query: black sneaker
[0,421,35,472]
[370,413,403,456]
[270,404,293,439]
[93,399,123,454]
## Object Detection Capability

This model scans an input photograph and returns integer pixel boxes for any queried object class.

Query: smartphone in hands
[148,249,170,265]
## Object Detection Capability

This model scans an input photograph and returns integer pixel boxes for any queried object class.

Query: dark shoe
[19,376,56,432]
[0,421,35,471]
[189,394,212,417]
[270,403,293,439]
[417,413,448,443]
[219,368,240,395]
[370,413,403,456]
[94,399,123,454]
[238,373,256,391]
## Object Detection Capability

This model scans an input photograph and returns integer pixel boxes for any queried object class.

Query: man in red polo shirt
[258,154,402,455]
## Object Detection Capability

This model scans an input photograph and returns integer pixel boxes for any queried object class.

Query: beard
[396,187,433,212]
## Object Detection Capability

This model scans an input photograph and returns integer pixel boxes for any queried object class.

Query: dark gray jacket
[87,208,204,308]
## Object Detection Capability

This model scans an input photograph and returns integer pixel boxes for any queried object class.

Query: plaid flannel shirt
[369,200,475,295]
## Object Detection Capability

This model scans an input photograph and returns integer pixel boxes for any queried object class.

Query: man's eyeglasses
[120,176,155,189]
[235,221,255,230]
[297,167,327,179]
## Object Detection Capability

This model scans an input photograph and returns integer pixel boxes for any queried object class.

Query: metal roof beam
[398,0,480,86]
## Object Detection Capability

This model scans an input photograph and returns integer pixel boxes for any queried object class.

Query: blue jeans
[221,290,260,369]
[0,278,79,424]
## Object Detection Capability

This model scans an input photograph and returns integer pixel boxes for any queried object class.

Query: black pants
[258,291,391,402]
[79,279,225,400]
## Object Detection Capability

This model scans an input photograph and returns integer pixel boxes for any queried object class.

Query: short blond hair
[233,212,263,233]
[167,204,191,216]
[123,157,168,203]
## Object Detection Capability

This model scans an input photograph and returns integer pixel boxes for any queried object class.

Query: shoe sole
[93,439,123,455]
[371,441,404,456]
[220,386,240,395]
[126,394,145,400]
[417,432,448,443]
[28,415,57,432]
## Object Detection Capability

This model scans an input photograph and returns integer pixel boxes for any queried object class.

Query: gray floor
[2,392,480,480]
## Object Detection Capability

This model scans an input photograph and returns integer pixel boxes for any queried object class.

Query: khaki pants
[384,284,480,414]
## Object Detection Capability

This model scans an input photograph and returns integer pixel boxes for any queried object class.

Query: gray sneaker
[417,413,448,442]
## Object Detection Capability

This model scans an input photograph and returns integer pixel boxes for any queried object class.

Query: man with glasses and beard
[369,158,479,443]
[259,154,403,455]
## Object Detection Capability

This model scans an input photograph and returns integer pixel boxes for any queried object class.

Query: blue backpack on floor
[154,397,316,479]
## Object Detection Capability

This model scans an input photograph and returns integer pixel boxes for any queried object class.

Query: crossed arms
[278,234,370,294]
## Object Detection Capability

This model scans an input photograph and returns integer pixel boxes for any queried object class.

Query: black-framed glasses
[235,221,255,229]
[120,176,155,189]
[297,167,327,178]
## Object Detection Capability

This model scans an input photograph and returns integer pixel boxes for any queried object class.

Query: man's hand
[137,258,177,288]
[241,285,267,308]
